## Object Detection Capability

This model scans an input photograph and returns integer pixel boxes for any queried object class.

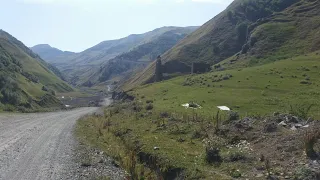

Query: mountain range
[31,26,198,86]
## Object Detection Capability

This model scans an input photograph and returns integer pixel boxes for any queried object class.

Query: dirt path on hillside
[0,108,125,180]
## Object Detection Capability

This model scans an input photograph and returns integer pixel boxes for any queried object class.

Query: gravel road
[0,107,125,180]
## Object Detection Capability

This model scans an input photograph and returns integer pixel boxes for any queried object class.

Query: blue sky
[1,0,233,52]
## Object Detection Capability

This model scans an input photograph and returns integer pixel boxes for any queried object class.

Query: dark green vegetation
[0,30,73,112]
[124,0,320,89]
[32,26,198,86]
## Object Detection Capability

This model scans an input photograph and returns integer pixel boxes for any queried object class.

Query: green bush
[1,89,21,105]
[205,142,222,165]
[3,104,15,112]
[227,111,240,122]
[145,104,154,111]
[229,150,246,162]
[42,86,48,91]
[146,100,153,104]
[22,72,39,83]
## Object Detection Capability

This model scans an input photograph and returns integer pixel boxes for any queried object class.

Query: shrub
[264,122,277,132]
[22,72,39,83]
[191,129,206,139]
[227,111,239,122]
[160,112,169,118]
[3,104,15,111]
[230,169,241,178]
[50,90,56,96]
[42,86,48,92]
[222,74,231,80]
[1,89,21,105]
[229,151,246,162]
[205,143,222,165]
[133,104,142,112]
[146,100,153,104]
[300,80,311,85]
[145,104,153,111]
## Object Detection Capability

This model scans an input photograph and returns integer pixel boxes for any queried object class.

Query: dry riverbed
[0,108,125,180]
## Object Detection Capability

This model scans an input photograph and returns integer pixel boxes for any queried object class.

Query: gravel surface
[0,108,125,180]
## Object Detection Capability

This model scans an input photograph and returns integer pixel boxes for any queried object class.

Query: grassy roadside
[75,104,236,179]
[75,100,320,179]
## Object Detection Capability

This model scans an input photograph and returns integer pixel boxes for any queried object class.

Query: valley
[1,0,320,179]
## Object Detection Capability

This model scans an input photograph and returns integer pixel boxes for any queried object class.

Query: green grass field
[130,52,320,119]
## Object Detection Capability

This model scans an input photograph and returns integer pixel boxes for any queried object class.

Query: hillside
[0,30,73,111]
[33,26,198,86]
[124,0,320,90]
[83,27,198,86]
[31,44,75,64]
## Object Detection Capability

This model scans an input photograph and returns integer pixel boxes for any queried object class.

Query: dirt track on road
[0,108,123,180]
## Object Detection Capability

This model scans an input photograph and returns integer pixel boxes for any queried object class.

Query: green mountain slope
[0,30,73,111]
[124,0,319,90]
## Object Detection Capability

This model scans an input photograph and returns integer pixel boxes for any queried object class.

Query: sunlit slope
[0,30,73,111]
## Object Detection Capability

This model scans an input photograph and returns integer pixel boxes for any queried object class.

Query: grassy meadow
[130,52,320,119]
[76,52,320,179]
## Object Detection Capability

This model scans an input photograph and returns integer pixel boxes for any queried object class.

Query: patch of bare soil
[218,113,320,179]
